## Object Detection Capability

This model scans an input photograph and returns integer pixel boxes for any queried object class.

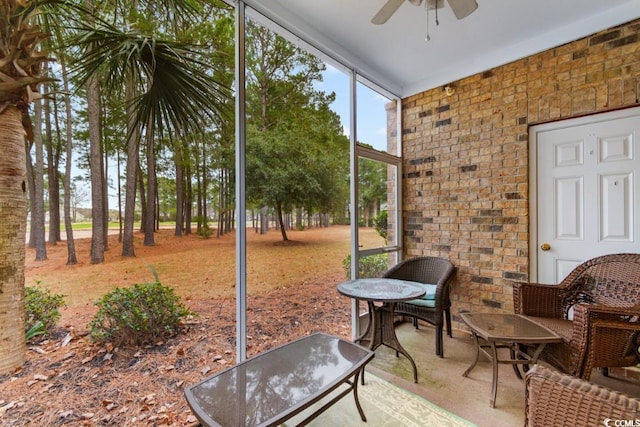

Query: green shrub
[24,284,65,339]
[90,279,193,347]
[198,223,214,239]
[373,210,388,243]
[342,254,388,279]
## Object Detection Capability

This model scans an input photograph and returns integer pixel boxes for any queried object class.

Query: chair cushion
[405,283,437,307]
[406,298,436,308]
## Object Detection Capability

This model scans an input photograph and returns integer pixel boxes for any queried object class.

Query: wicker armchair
[513,253,640,380]
[383,256,456,357]
[525,365,640,427]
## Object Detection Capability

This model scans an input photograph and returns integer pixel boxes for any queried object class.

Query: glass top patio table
[337,278,426,302]
[337,278,426,383]
[459,312,562,407]
[184,332,373,427]
[459,313,562,343]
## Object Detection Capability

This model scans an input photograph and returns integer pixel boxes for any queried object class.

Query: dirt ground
[1,225,372,426]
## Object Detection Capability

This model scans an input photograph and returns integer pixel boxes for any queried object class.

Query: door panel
[600,172,632,241]
[533,109,640,283]
[555,176,583,240]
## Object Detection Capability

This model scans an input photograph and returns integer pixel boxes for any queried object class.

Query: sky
[317,64,391,152]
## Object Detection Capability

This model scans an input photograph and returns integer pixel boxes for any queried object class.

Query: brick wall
[400,19,640,324]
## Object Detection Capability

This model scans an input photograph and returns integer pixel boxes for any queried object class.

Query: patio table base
[460,312,562,408]
[356,301,419,383]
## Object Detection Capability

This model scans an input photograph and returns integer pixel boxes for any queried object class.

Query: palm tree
[70,7,230,257]
[0,0,229,374]
[0,0,52,375]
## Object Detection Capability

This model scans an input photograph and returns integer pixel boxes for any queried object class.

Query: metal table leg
[356,302,377,385]
[489,342,499,408]
[359,301,419,383]
[463,336,550,407]
[462,331,481,377]
[462,332,499,407]
[378,303,419,383]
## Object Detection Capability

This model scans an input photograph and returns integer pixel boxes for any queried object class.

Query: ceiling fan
[372,0,478,25]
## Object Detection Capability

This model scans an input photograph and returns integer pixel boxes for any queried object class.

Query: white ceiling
[245,0,640,98]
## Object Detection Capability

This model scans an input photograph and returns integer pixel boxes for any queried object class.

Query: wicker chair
[525,365,640,427]
[383,256,456,358]
[513,253,640,380]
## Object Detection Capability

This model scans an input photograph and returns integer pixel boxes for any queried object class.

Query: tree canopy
[0,0,390,374]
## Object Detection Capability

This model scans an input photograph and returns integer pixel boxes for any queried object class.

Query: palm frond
[70,22,230,138]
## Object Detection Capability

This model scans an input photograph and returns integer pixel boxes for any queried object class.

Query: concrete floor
[364,320,640,427]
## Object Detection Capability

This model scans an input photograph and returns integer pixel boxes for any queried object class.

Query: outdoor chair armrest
[513,282,564,317]
[570,304,640,379]
[572,303,640,324]
[581,317,640,379]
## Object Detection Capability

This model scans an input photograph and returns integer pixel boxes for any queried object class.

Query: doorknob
[540,243,551,251]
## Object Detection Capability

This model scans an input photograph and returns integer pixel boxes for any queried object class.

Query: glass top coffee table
[184,333,374,426]
[337,278,426,383]
[459,312,562,408]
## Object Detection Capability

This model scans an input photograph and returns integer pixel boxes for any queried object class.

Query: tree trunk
[275,201,288,241]
[0,106,28,375]
[201,146,207,230]
[225,167,234,234]
[252,209,257,231]
[122,80,138,257]
[137,159,146,233]
[217,167,224,238]
[122,146,138,256]
[144,126,156,246]
[296,207,302,230]
[174,144,183,237]
[56,57,78,265]
[155,185,159,231]
[87,74,105,264]
[45,87,60,245]
[33,99,47,261]
[260,206,269,235]
[60,60,77,265]
[185,164,192,235]
[102,147,109,251]
[116,148,123,243]
[195,153,202,233]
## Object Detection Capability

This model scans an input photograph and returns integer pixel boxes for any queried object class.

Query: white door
[531,108,640,283]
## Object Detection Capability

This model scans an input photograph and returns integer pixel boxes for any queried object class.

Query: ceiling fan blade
[372,0,405,25]
[446,0,478,19]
